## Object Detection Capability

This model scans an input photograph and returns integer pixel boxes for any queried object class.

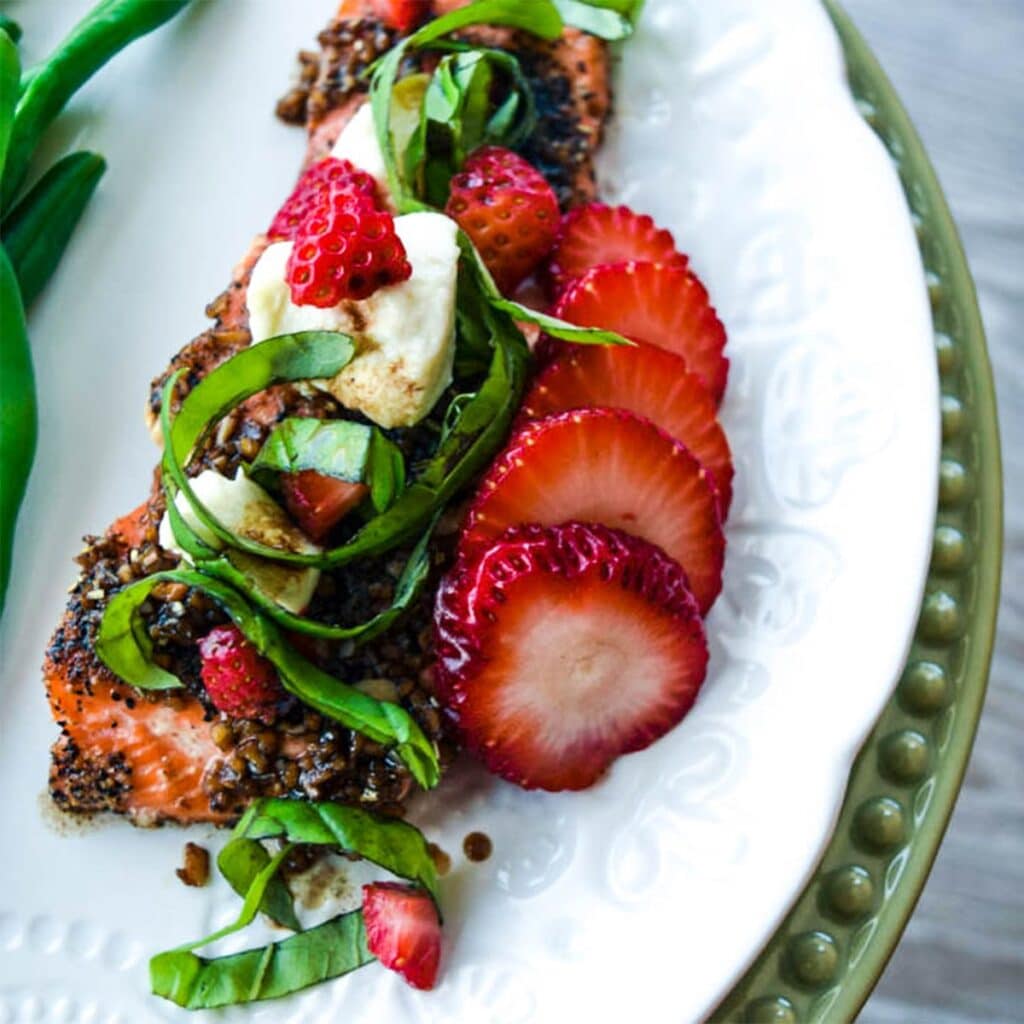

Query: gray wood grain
[841,2,1024,1022]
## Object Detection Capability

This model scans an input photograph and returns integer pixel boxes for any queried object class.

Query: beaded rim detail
[713,4,1003,1021]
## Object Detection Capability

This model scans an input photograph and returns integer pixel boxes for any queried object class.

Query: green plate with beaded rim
[711,4,1003,1022]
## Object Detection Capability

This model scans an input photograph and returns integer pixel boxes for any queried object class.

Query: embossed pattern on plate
[0,0,937,1020]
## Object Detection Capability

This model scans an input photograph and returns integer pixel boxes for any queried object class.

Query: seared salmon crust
[44,3,610,826]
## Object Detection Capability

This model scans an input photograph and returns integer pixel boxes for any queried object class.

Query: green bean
[0,244,37,616]
[2,151,106,307]
[0,14,21,45]
[1,0,190,210]
[0,30,17,181]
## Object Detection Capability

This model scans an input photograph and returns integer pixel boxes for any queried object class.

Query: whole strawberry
[269,157,378,241]
[446,146,559,294]
[197,625,283,722]
[287,192,412,306]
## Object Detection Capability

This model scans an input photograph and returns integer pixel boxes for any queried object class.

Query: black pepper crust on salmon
[45,5,612,826]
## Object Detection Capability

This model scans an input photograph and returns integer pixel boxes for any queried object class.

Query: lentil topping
[176,842,211,887]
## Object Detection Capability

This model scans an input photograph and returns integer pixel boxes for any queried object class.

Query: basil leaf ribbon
[455,230,635,348]
[152,799,438,1009]
[217,831,301,932]
[249,417,405,515]
[94,568,440,790]
[151,909,371,1010]
[553,0,646,40]
[223,798,440,910]
[155,334,440,640]
[406,46,536,208]
[162,299,528,570]
[370,0,643,211]
[191,523,435,643]
[370,0,564,212]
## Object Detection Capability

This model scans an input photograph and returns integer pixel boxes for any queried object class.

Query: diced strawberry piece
[520,341,734,518]
[269,157,378,241]
[197,625,283,722]
[281,470,369,542]
[362,882,441,991]
[446,146,560,295]
[435,522,709,791]
[546,204,688,293]
[553,262,729,404]
[371,0,430,32]
[461,408,724,613]
[287,192,412,306]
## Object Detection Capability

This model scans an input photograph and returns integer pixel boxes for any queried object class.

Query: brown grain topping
[176,842,211,887]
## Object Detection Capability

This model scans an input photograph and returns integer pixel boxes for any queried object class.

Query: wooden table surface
[839,3,1024,1022]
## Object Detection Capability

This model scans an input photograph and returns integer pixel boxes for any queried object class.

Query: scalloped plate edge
[711,4,1004,1021]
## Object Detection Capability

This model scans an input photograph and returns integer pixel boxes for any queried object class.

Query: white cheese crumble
[330,103,390,204]
[158,469,321,614]
[247,211,460,429]
[329,82,426,209]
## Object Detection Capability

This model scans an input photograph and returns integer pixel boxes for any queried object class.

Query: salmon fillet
[46,503,228,824]
[45,1,610,826]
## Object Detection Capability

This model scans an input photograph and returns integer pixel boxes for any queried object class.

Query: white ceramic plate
[0,1,937,1021]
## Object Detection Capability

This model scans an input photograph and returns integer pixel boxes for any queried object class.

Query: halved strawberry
[546,204,687,293]
[268,157,378,241]
[362,882,441,991]
[553,262,729,404]
[435,522,709,791]
[520,341,734,518]
[461,408,724,613]
[281,470,369,542]
[446,146,560,295]
[198,625,283,722]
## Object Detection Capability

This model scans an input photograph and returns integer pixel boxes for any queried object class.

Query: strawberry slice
[462,408,724,613]
[553,262,729,404]
[362,882,441,991]
[520,341,734,519]
[281,470,368,542]
[435,522,709,791]
[546,204,688,293]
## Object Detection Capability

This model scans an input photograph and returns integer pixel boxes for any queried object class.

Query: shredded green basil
[161,279,528,570]
[164,331,354,458]
[553,0,645,39]
[94,568,440,790]
[155,799,440,1008]
[456,230,635,347]
[178,844,296,958]
[407,46,536,208]
[159,334,355,565]
[159,368,433,642]
[249,417,406,514]
[193,520,434,643]
[151,910,372,1010]
[217,835,301,933]
[370,0,564,211]
[227,798,440,908]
